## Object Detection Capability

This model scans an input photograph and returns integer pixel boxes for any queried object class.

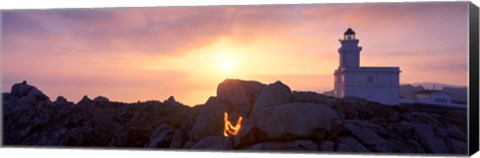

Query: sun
[219,59,234,72]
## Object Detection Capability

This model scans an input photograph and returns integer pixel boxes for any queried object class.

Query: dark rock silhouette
[145,125,174,148]
[2,80,467,155]
[250,81,293,115]
[216,79,266,117]
[189,97,226,142]
[235,103,340,148]
[78,95,92,105]
[93,96,110,103]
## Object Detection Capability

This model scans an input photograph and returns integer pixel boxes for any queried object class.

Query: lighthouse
[338,28,362,68]
[334,28,401,105]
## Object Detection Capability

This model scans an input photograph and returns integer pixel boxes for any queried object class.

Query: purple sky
[1,2,469,105]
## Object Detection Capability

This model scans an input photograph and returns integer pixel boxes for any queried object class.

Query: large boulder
[145,125,174,148]
[446,125,466,141]
[386,122,426,153]
[93,96,110,103]
[413,124,449,153]
[235,103,340,147]
[336,136,370,152]
[26,87,50,102]
[55,96,68,103]
[250,81,293,115]
[7,81,51,105]
[170,128,188,148]
[11,81,32,97]
[217,79,266,116]
[341,120,392,152]
[189,97,226,141]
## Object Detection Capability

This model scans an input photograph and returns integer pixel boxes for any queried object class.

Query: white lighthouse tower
[334,28,400,105]
[338,28,362,68]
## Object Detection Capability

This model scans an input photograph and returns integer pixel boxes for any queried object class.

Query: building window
[368,76,373,83]
[345,35,355,40]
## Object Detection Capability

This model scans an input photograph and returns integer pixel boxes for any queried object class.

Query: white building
[334,28,400,105]
[415,90,452,105]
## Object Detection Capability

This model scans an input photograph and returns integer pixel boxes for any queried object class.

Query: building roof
[344,28,356,35]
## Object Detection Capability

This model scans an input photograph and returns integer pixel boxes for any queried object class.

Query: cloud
[1,2,470,104]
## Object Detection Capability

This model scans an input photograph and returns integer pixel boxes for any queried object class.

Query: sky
[1,2,469,106]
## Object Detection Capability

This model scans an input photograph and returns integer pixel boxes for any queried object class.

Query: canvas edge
[468,1,480,156]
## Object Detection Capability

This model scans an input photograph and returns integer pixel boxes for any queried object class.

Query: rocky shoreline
[2,79,467,154]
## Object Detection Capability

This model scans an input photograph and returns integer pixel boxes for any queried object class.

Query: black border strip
[469,1,479,156]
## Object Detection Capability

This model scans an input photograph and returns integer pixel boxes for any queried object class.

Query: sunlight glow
[219,58,233,72]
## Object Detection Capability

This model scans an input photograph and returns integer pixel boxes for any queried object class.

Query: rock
[109,127,151,147]
[167,96,176,102]
[189,97,226,141]
[247,139,318,151]
[191,135,224,149]
[343,96,369,107]
[413,124,449,153]
[336,136,370,152]
[387,122,416,138]
[217,79,266,116]
[342,120,392,152]
[93,96,110,103]
[446,138,467,154]
[3,81,199,148]
[1,79,469,154]
[313,129,327,140]
[55,96,68,103]
[222,137,235,149]
[336,143,353,152]
[331,97,401,122]
[8,83,51,106]
[250,81,293,115]
[11,81,32,97]
[144,100,160,104]
[145,125,174,148]
[446,125,466,141]
[65,128,86,146]
[182,141,197,149]
[8,81,51,105]
[235,103,340,147]
[404,139,426,153]
[164,96,177,105]
[318,140,335,151]
[170,128,188,148]
[405,112,443,128]
[292,91,338,106]
[378,134,424,153]
[26,87,50,102]
[3,92,11,100]
[53,96,74,106]
[77,95,92,105]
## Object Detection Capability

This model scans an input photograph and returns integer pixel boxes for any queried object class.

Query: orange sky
[1,2,469,106]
